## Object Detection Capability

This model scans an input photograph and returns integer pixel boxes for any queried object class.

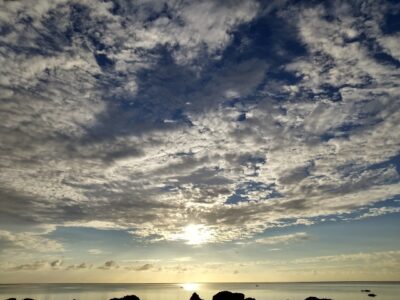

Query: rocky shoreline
[5,289,379,300]
[6,293,327,300]
[108,293,330,300]
[4,293,333,300]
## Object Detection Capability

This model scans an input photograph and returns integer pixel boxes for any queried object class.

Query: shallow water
[0,282,398,300]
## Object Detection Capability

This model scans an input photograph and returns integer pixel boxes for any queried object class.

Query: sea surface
[0,282,399,300]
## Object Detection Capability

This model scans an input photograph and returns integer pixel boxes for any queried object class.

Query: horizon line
[2,281,400,285]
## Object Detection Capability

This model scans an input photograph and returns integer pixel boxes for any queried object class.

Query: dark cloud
[98,260,119,270]
[50,259,63,268]
[135,263,154,271]
[8,261,47,271]
[66,262,91,270]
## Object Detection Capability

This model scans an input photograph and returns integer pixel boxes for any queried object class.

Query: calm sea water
[0,282,399,300]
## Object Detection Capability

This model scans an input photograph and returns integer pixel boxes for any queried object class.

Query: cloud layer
[0,0,399,255]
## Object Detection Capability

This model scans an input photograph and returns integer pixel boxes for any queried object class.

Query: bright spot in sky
[177,224,212,245]
[181,283,200,291]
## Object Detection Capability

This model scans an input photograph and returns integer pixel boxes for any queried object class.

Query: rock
[110,295,140,300]
[368,294,377,297]
[190,292,203,300]
[213,291,245,300]
[23,298,35,300]
[304,297,331,300]
[361,290,371,293]
[245,298,256,300]
[6,298,16,300]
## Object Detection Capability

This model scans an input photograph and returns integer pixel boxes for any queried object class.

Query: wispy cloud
[357,206,400,219]
[88,249,103,255]
[0,230,63,253]
[256,232,310,245]
[66,262,92,271]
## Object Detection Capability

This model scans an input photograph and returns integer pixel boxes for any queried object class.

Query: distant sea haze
[0,282,399,300]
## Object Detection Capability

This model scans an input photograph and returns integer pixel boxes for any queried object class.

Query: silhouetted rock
[245,298,256,300]
[110,295,140,300]
[6,298,16,300]
[23,298,35,300]
[368,294,377,297]
[361,290,371,293]
[305,297,331,300]
[190,292,203,300]
[213,291,245,300]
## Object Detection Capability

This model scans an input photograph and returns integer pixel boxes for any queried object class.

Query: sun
[181,283,200,291]
[177,224,212,245]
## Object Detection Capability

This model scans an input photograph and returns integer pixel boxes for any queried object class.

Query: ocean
[0,282,398,300]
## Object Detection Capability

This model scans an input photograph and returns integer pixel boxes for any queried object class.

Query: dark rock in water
[6,298,16,300]
[213,291,245,300]
[23,298,35,300]
[110,295,140,300]
[190,292,203,300]
[305,297,331,300]
[361,290,371,293]
[368,294,377,297]
[245,298,256,300]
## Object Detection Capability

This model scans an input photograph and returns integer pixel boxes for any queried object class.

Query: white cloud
[378,34,400,60]
[88,249,103,255]
[357,206,400,219]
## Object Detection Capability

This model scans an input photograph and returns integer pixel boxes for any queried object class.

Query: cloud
[256,232,310,245]
[173,257,192,262]
[7,261,49,272]
[88,248,103,255]
[291,250,400,267]
[230,250,400,272]
[4,259,64,271]
[124,263,155,272]
[2,259,93,272]
[0,230,64,253]
[357,206,400,219]
[98,260,119,270]
[0,0,398,250]
[66,262,92,271]
[135,263,154,271]
[50,259,63,268]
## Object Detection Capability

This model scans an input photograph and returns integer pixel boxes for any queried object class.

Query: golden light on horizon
[181,283,200,291]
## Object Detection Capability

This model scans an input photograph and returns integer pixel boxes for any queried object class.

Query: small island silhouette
[104,292,331,300]
[6,289,380,300]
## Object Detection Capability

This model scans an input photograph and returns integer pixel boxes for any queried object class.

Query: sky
[0,0,399,283]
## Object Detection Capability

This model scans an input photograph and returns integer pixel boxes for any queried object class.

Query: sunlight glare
[178,224,212,245]
[181,283,200,291]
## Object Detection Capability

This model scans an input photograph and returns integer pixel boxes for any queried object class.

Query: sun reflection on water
[181,283,200,291]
